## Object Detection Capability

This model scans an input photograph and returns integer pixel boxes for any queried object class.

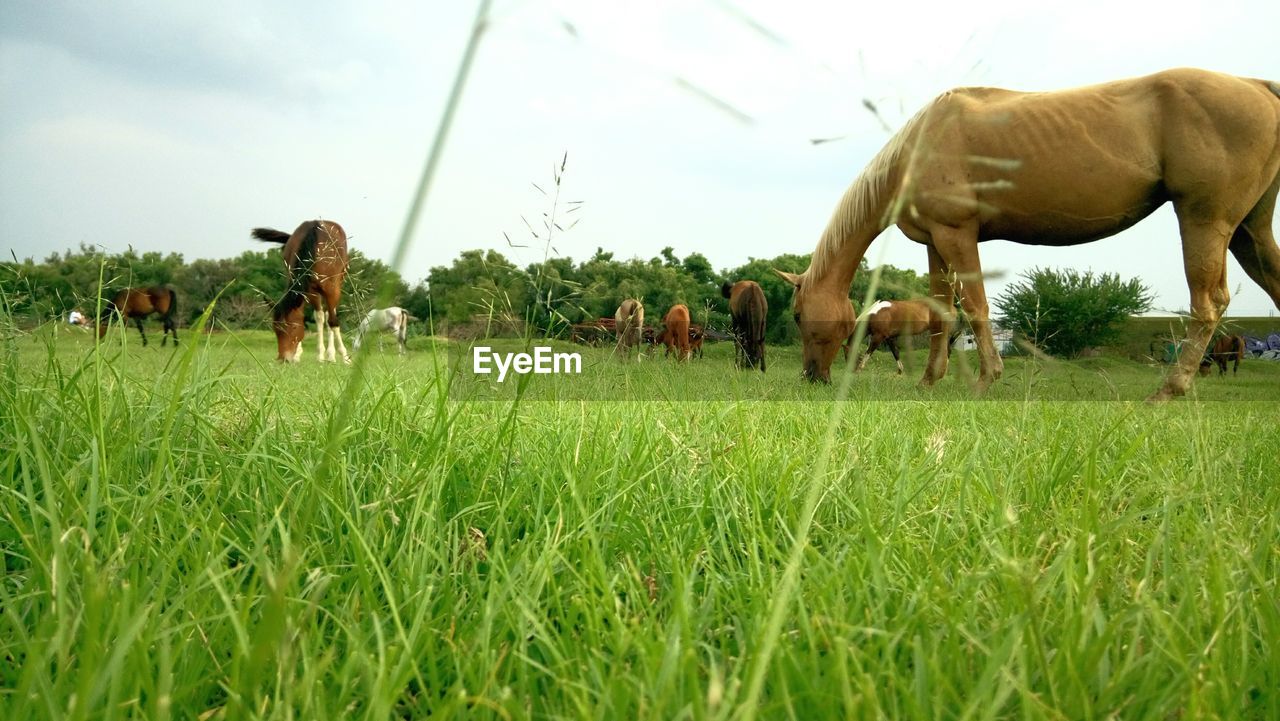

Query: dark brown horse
[97,287,179,346]
[1199,334,1246,376]
[252,220,350,364]
[659,304,692,361]
[722,281,767,371]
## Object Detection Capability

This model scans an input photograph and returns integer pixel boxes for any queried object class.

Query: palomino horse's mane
[807,98,939,281]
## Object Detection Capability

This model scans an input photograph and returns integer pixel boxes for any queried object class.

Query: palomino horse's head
[774,269,855,383]
[272,302,306,363]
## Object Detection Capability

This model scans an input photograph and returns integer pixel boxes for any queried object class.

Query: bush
[994,268,1153,358]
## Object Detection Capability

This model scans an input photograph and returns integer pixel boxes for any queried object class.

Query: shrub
[994,267,1153,357]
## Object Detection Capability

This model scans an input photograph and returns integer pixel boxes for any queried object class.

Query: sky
[2,0,1279,315]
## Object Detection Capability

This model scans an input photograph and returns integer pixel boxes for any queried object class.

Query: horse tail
[251,227,291,244]
[165,287,177,320]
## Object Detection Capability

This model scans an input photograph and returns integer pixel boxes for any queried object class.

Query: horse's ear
[773,269,803,289]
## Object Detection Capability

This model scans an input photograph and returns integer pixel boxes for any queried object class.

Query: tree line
[2,244,932,344]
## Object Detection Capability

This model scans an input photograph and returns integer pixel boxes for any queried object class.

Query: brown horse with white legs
[659,304,692,361]
[614,299,645,360]
[252,220,351,364]
[775,69,1280,401]
[722,281,767,371]
[97,287,179,346]
[1199,334,1246,376]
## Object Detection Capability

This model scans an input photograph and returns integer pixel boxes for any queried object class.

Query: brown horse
[1199,334,1246,376]
[97,287,179,346]
[654,324,705,358]
[614,299,645,360]
[688,324,705,359]
[252,220,351,364]
[722,281,767,371]
[774,69,1280,401]
[842,299,967,374]
[659,304,692,361]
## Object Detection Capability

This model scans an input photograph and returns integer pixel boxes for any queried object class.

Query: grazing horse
[843,299,965,374]
[722,281,767,371]
[774,69,1280,401]
[659,304,692,361]
[614,299,645,360]
[354,307,415,355]
[1199,334,1246,376]
[252,220,351,364]
[654,324,704,358]
[688,324,705,359]
[97,287,179,346]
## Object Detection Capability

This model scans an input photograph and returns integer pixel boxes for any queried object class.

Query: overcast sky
[2,0,1278,315]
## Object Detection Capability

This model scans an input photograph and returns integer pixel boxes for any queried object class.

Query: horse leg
[134,316,148,346]
[855,337,879,372]
[1227,179,1280,312]
[920,244,954,387]
[329,308,351,365]
[1151,214,1234,401]
[887,337,903,374]
[314,308,328,362]
[930,227,1001,391]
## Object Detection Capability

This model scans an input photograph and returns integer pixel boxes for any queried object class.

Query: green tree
[994,267,1153,357]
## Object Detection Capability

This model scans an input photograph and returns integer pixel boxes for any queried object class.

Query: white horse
[353,307,415,354]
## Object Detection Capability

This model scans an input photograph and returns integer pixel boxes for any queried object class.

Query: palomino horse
[1199,334,1246,376]
[722,281,767,371]
[843,299,966,374]
[354,307,415,355]
[774,69,1280,401]
[658,304,692,361]
[97,287,179,346]
[614,299,645,360]
[252,220,351,364]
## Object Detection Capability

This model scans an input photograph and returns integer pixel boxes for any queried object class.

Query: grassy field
[3,325,1279,720]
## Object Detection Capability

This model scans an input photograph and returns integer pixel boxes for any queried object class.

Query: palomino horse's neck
[807,192,891,296]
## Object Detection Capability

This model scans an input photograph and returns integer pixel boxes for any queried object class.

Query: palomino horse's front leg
[930,227,1002,391]
[1151,215,1232,401]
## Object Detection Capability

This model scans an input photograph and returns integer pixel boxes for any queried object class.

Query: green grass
[2,325,1279,720]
